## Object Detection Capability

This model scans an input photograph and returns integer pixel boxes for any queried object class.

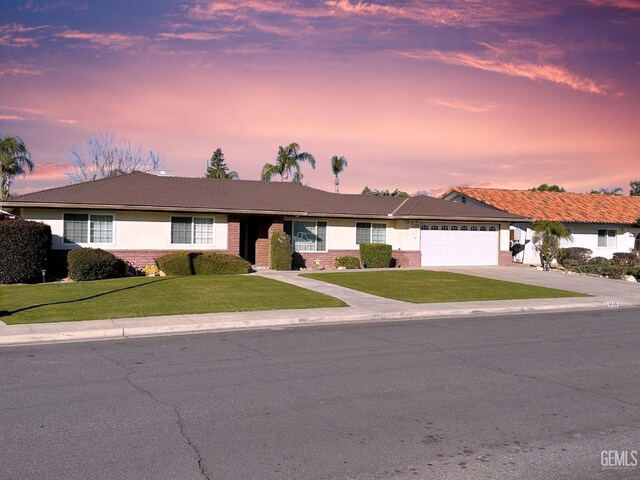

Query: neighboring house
[2,172,523,270]
[442,187,640,264]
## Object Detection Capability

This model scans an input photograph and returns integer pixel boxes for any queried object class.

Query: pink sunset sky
[1,0,639,196]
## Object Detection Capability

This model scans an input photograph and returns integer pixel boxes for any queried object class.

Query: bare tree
[68,132,165,183]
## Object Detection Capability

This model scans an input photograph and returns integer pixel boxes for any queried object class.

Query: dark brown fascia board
[7,202,527,222]
[393,215,529,222]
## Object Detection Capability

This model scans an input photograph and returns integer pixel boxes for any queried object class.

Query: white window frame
[170,215,216,246]
[286,220,327,252]
[355,221,387,245]
[597,229,617,248]
[62,212,115,246]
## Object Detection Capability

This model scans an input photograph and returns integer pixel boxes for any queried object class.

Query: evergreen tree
[206,148,238,179]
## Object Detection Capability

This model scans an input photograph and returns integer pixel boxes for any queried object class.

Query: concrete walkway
[1,266,638,346]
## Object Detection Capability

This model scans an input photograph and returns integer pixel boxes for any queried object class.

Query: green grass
[302,270,588,304]
[0,275,346,325]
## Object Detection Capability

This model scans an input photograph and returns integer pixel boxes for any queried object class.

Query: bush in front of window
[67,248,126,281]
[192,253,251,274]
[0,219,51,284]
[156,252,193,276]
[335,255,360,269]
[359,243,392,268]
[271,231,292,271]
[156,251,251,275]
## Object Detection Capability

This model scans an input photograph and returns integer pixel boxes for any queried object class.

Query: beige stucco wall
[286,218,413,251]
[20,208,228,251]
[285,218,508,253]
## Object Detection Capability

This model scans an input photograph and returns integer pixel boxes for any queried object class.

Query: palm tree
[361,187,409,197]
[0,136,34,199]
[261,143,316,183]
[331,155,347,193]
[531,220,573,271]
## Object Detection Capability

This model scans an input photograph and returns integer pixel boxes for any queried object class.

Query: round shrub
[271,231,292,271]
[612,252,639,266]
[335,255,360,269]
[558,247,592,267]
[359,243,392,268]
[156,252,192,276]
[0,219,51,284]
[192,253,251,274]
[67,248,126,281]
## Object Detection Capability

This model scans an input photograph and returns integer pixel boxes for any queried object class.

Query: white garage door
[420,224,499,266]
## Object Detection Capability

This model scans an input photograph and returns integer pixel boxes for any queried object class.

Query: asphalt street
[1,308,640,479]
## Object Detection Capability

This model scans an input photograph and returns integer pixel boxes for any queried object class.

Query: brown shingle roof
[445,187,640,224]
[4,172,523,221]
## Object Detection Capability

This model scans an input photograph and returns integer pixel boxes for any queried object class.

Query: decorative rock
[623,275,637,283]
[535,266,544,271]
[337,266,346,270]
[158,270,166,277]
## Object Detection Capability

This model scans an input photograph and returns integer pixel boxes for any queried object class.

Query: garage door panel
[420,225,498,266]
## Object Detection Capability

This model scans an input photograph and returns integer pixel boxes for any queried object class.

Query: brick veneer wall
[227,215,241,256]
[498,251,513,266]
[255,217,284,267]
[294,250,421,270]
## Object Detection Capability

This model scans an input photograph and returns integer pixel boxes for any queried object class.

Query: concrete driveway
[427,265,639,304]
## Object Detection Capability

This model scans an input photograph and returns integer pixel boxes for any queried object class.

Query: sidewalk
[1,267,638,346]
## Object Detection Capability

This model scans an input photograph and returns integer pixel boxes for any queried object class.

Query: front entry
[238,216,283,267]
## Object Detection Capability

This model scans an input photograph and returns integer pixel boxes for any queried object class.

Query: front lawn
[302,270,588,303]
[0,275,346,325]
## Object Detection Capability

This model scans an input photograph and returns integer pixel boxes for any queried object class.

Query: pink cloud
[157,31,226,41]
[0,23,49,48]
[0,114,27,121]
[325,0,561,27]
[429,97,496,113]
[398,45,609,95]
[28,162,72,180]
[57,30,146,49]
[0,62,43,77]
[585,0,640,10]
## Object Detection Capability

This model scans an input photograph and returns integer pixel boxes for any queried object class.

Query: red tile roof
[444,187,640,224]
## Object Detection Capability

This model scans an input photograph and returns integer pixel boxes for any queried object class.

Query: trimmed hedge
[156,251,193,276]
[359,243,392,268]
[612,252,639,266]
[192,253,251,275]
[67,248,126,281]
[0,220,52,284]
[558,247,592,266]
[335,255,360,269]
[271,231,292,271]
[156,251,251,275]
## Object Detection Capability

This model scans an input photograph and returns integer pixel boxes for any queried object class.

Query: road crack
[124,372,212,480]
[90,345,211,480]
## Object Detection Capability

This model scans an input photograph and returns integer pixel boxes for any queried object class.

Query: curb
[0,299,636,347]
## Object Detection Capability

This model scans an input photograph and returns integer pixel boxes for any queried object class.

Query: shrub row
[67,248,126,281]
[156,251,250,275]
[559,247,640,279]
[0,220,51,284]
[335,255,360,269]
[359,243,393,268]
